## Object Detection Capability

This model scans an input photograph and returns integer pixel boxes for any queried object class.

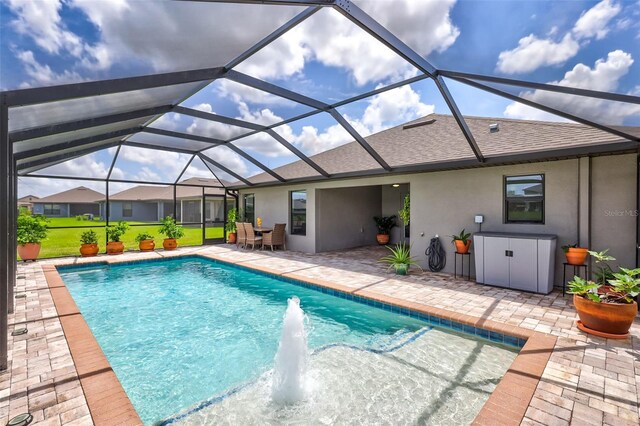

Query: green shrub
[106,221,129,242]
[158,216,185,240]
[135,232,155,243]
[17,209,48,245]
[79,230,98,245]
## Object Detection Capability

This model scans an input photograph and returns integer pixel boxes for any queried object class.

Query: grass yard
[21,217,224,259]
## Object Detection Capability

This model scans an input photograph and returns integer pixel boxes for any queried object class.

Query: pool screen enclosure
[1,0,639,369]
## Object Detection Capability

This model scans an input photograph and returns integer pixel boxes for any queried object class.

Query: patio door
[203,195,226,244]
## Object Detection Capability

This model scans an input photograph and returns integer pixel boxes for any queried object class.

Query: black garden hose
[425,236,446,272]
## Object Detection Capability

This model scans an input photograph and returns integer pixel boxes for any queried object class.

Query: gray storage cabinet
[474,232,557,294]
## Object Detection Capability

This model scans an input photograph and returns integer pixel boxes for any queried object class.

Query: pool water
[60,257,518,425]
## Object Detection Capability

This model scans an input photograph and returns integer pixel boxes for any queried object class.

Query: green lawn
[21,217,224,259]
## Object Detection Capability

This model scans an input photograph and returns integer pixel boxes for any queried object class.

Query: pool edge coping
[47,252,557,426]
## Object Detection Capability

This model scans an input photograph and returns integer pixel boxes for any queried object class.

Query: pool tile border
[49,252,557,426]
[42,264,142,426]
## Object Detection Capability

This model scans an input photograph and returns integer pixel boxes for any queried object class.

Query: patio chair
[262,223,286,251]
[235,222,247,248]
[244,222,263,250]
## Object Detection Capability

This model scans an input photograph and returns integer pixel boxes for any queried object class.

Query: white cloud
[496,0,621,74]
[117,146,192,181]
[15,50,85,88]
[360,85,435,135]
[573,0,621,40]
[504,50,640,125]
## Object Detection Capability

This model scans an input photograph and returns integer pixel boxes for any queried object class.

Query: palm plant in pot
[106,221,129,255]
[17,209,48,261]
[451,229,472,254]
[380,242,422,275]
[568,249,639,338]
[135,232,155,252]
[226,208,237,244]
[373,215,397,245]
[79,230,99,257]
[158,216,184,250]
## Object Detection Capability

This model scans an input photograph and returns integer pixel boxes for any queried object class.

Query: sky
[2,0,639,198]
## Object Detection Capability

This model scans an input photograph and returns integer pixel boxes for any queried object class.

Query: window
[290,190,307,235]
[243,194,255,225]
[504,174,544,224]
[43,204,61,216]
[122,202,133,218]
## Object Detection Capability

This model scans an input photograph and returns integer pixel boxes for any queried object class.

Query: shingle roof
[35,186,103,204]
[244,114,635,185]
[104,178,226,201]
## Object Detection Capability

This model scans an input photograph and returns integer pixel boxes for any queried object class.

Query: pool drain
[11,328,27,336]
[6,413,33,426]
[15,294,26,299]
[17,275,25,280]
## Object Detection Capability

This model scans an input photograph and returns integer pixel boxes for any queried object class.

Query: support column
[1,98,9,370]
[578,157,590,249]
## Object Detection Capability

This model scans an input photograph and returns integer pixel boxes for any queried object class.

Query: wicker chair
[235,222,247,248]
[244,223,263,250]
[262,223,286,251]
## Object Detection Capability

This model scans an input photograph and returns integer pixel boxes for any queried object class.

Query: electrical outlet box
[474,215,484,224]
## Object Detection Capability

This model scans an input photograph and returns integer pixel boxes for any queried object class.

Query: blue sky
[2,0,639,197]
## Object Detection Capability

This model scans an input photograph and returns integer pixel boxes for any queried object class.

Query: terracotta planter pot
[454,240,471,254]
[17,243,41,261]
[573,294,637,337]
[163,238,178,250]
[565,247,588,265]
[106,241,124,255]
[79,243,99,257]
[138,240,155,252]
[228,232,237,244]
[376,234,390,245]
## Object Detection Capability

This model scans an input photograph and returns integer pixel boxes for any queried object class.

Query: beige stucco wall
[240,153,637,287]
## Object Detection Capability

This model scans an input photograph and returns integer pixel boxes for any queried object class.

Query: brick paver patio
[1,244,638,425]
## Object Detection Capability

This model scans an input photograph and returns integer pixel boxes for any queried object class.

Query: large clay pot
[18,243,41,261]
[228,232,237,244]
[80,243,99,257]
[138,240,155,252]
[376,234,390,245]
[454,240,471,254]
[565,247,588,265]
[163,238,178,251]
[573,294,637,337]
[106,241,124,255]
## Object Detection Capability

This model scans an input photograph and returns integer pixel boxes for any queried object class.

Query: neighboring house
[232,114,639,286]
[17,195,39,212]
[32,186,103,218]
[99,178,230,223]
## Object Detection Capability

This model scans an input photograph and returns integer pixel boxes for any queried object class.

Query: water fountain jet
[271,296,308,404]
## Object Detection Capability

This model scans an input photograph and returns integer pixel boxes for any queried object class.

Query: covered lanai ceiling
[2,0,640,190]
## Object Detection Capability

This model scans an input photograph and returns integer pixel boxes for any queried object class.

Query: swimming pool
[59,256,518,425]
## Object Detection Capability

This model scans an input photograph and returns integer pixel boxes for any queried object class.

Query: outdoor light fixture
[392,184,400,188]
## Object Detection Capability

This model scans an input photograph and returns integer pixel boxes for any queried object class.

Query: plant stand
[562,263,588,296]
[454,252,470,281]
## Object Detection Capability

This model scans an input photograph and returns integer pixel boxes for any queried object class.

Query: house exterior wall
[106,201,158,222]
[32,203,69,217]
[316,186,381,252]
[239,153,638,288]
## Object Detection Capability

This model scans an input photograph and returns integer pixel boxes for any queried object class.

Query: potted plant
[106,221,129,255]
[451,229,472,254]
[79,230,99,257]
[568,267,639,338]
[17,209,48,261]
[562,243,589,265]
[135,232,155,252]
[398,194,410,241]
[159,216,185,250]
[380,242,423,275]
[226,208,237,244]
[373,215,397,245]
